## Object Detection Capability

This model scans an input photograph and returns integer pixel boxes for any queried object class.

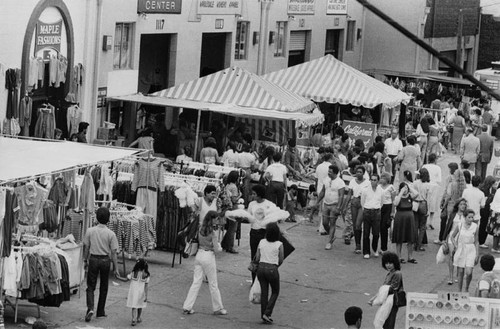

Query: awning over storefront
[108,66,324,127]
[263,55,412,108]
[0,137,141,183]
[364,68,474,86]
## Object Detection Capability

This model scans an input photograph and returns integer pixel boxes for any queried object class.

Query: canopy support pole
[194,109,201,161]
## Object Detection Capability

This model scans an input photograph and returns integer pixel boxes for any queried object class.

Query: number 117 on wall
[156,19,165,30]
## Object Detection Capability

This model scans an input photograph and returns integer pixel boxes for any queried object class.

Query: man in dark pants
[477,124,494,181]
[83,207,119,322]
[384,129,403,183]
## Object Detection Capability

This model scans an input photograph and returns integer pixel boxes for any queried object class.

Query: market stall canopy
[107,67,324,127]
[263,55,412,108]
[0,137,140,183]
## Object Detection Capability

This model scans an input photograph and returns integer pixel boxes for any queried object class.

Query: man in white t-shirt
[316,164,345,250]
[462,175,486,247]
[315,153,333,234]
[264,152,288,209]
[360,174,383,259]
[343,165,371,252]
[477,254,500,298]
[384,129,403,182]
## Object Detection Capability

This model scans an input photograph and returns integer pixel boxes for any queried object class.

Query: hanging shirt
[67,105,83,135]
[15,182,48,226]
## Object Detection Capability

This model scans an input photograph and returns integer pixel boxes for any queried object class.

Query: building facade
[362,0,480,77]
[0,0,365,142]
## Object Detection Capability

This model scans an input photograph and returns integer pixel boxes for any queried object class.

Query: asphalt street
[4,143,500,329]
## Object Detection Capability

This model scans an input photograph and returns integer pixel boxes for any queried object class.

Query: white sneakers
[373,252,380,257]
[325,243,332,250]
[479,244,489,249]
[363,254,370,259]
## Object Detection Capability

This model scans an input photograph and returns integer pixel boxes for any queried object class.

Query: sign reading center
[198,0,242,15]
[137,0,182,14]
[35,20,62,53]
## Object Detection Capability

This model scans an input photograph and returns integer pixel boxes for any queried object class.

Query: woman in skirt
[392,182,419,264]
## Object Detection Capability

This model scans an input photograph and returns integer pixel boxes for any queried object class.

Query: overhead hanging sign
[197,0,242,15]
[342,120,377,148]
[288,0,316,15]
[137,0,182,14]
[326,0,347,15]
[35,20,62,53]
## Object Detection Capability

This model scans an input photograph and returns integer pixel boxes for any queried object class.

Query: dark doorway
[200,33,228,77]
[288,50,305,67]
[138,34,171,94]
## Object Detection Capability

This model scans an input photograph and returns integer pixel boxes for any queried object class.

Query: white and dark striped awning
[263,55,412,109]
[108,67,324,127]
[155,66,317,113]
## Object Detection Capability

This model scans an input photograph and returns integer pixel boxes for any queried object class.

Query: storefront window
[114,23,133,70]
[275,21,286,57]
[346,20,355,52]
[235,21,249,60]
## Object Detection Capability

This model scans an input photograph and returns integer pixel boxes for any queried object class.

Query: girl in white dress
[127,259,150,326]
[450,209,479,292]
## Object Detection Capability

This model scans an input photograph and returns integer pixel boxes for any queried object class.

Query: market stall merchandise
[406,292,494,328]
[108,66,324,160]
[0,136,143,322]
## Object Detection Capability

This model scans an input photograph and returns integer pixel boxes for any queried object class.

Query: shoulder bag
[393,277,406,307]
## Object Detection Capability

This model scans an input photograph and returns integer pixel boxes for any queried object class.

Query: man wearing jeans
[83,207,119,322]
[316,165,345,250]
[360,174,383,259]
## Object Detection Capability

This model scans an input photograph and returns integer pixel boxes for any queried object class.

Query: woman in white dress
[449,209,479,292]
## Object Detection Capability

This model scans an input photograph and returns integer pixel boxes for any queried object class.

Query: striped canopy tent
[263,55,412,108]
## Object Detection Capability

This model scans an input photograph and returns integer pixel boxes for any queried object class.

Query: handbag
[280,232,296,259]
[394,290,407,307]
[248,261,259,273]
[184,235,199,257]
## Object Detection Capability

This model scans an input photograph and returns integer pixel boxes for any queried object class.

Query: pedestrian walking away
[254,222,284,324]
[83,207,120,322]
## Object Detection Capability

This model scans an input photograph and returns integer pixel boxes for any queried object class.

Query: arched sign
[21,0,74,96]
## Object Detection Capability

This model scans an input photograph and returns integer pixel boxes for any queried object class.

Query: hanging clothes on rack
[157,187,189,250]
[1,189,18,257]
[79,169,96,237]
[14,182,48,235]
[61,210,84,242]
[5,68,17,119]
[132,158,165,220]
[66,104,82,136]
[33,104,56,139]
[19,95,33,136]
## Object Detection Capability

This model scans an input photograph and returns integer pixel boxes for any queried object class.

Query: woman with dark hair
[200,137,220,164]
[368,252,403,329]
[259,146,276,173]
[183,210,227,315]
[340,133,351,156]
[392,182,419,264]
[247,185,278,280]
[129,128,154,152]
[413,168,431,251]
[396,135,421,183]
[416,115,430,163]
[373,142,386,176]
[449,209,479,292]
[443,198,468,285]
[221,141,239,167]
[221,171,242,254]
[255,222,284,324]
[451,110,466,153]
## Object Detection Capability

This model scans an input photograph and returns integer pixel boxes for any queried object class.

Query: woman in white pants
[182,210,227,315]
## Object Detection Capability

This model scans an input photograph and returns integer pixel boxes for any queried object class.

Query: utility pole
[456,9,464,77]
[257,0,273,75]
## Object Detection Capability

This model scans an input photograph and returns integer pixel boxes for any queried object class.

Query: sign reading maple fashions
[326,0,347,15]
[35,20,62,53]
[288,0,315,15]
[198,0,242,15]
[342,120,377,148]
[137,0,182,14]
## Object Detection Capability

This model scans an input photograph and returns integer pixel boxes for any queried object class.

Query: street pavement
[4,142,500,329]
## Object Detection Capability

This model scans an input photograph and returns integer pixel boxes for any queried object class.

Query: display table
[406,292,494,328]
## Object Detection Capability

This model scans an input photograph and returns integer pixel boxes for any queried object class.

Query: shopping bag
[249,278,261,304]
[372,285,390,306]
[374,294,394,329]
[436,245,448,264]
